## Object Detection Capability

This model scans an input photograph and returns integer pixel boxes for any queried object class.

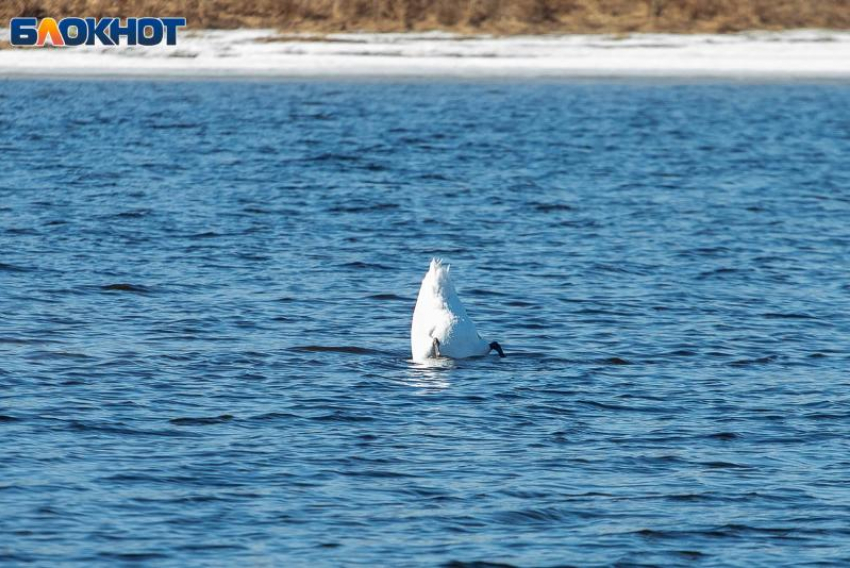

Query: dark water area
[2,78,850,566]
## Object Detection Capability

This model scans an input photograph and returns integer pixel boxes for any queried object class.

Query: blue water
[2,78,850,566]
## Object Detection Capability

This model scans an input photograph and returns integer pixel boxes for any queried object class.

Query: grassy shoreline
[4,0,850,35]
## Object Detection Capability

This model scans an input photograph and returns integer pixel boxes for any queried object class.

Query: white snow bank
[1,28,849,79]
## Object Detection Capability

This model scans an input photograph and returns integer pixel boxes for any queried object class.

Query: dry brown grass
[2,0,850,33]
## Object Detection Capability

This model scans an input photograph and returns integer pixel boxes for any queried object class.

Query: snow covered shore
[1,29,849,79]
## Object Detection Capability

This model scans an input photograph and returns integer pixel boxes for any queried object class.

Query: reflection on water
[401,358,456,391]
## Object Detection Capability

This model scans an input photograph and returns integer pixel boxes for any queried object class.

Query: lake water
[2,78,850,566]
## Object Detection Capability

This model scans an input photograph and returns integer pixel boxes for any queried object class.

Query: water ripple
[1,78,849,567]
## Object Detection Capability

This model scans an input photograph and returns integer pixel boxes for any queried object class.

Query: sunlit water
[2,79,850,566]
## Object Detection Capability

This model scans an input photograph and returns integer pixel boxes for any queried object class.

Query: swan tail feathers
[428,258,452,290]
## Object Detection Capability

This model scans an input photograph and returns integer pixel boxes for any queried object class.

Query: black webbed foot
[489,341,506,358]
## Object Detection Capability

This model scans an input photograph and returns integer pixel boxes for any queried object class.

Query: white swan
[411,259,505,361]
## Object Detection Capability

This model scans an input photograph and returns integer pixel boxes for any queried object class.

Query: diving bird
[411,259,505,361]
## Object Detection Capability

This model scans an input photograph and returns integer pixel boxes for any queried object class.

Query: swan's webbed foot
[489,341,506,358]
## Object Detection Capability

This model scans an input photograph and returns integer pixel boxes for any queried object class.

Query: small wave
[5,227,38,236]
[367,293,409,301]
[803,412,850,421]
[576,308,632,317]
[313,411,374,423]
[699,267,740,277]
[557,218,600,228]
[467,288,507,297]
[188,231,223,239]
[675,551,709,559]
[170,414,234,425]
[148,122,200,130]
[329,202,399,213]
[578,399,671,414]
[533,202,574,212]
[418,172,450,181]
[101,209,152,219]
[98,552,170,561]
[505,299,536,307]
[444,561,519,568]
[632,527,717,539]
[309,152,360,163]
[342,261,393,270]
[665,493,711,502]
[663,349,697,357]
[25,350,93,361]
[249,412,303,421]
[0,262,31,273]
[337,468,413,478]
[762,312,819,320]
[729,355,779,367]
[495,507,568,524]
[101,283,150,294]
[700,461,752,469]
[69,420,189,437]
[597,357,632,365]
[590,262,638,274]
[706,432,739,441]
[0,337,39,345]
[288,345,381,354]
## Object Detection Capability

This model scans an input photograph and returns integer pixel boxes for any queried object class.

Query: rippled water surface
[2,79,850,566]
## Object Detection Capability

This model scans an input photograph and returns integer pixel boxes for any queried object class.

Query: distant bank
[3,0,850,35]
[1,30,849,79]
